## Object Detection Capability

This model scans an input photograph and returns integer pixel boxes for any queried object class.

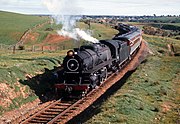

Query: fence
[24,45,68,52]
[0,44,14,50]
[0,43,73,54]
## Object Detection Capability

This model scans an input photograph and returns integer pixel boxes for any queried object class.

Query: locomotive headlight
[67,50,74,57]
[67,59,79,71]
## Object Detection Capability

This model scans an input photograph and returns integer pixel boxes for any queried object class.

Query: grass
[145,17,180,23]
[0,11,49,45]
[85,34,180,124]
[27,23,63,45]
[0,11,117,48]
[20,20,117,49]
[143,34,180,54]
[77,22,118,40]
[24,22,118,49]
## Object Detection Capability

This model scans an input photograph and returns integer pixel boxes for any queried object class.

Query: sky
[0,0,180,16]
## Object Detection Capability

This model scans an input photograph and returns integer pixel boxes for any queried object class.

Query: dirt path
[16,21,51,46]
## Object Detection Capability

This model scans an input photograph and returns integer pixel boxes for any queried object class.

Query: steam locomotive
[55,24,142,95]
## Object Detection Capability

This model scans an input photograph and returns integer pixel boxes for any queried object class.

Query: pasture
[0,11,49,45]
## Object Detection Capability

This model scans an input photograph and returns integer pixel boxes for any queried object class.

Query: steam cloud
[43,0,99,43]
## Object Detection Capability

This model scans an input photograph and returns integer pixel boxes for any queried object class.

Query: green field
[77,22,118,40]
[143,16,180,23]
[0,11,49,45]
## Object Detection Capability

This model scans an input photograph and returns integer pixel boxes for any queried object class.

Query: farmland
[0,11,49,45]
[0,11,180,123]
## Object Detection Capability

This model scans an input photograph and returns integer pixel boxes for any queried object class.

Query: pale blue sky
[0,0,180,15]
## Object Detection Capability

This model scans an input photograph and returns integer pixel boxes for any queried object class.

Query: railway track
[19,99,78,124]
[13,41,147,124]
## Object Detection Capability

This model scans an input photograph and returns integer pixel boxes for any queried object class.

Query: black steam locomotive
[55,24,142,95]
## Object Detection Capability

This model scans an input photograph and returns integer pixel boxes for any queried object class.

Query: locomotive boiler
[63,43,112,88]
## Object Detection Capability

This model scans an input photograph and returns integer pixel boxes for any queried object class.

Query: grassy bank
[0,50,67,115]
[85,35,180,124]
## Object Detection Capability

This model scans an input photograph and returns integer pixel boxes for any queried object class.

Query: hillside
[0,11,49,45]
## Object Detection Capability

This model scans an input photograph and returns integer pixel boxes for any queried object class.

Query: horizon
[0,0,180,16]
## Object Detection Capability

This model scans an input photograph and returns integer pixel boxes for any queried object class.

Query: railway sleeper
[32,117,52,121]
[47,109,64,112]
[42,111,59,115]
[36,115,55,118]
[45,109,62,113]
[59,103,72,106]
[54,103,67,106]
[29,119,48,123]
[50,106,66,109]
[53,105,70,109]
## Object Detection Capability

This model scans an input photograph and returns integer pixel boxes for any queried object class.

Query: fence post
[13,45,16,54]
[32,45,35,52]
[42,46,44,51]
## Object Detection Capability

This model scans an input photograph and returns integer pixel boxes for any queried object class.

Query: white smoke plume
[43,0,99,43]
[75,28,99,43]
